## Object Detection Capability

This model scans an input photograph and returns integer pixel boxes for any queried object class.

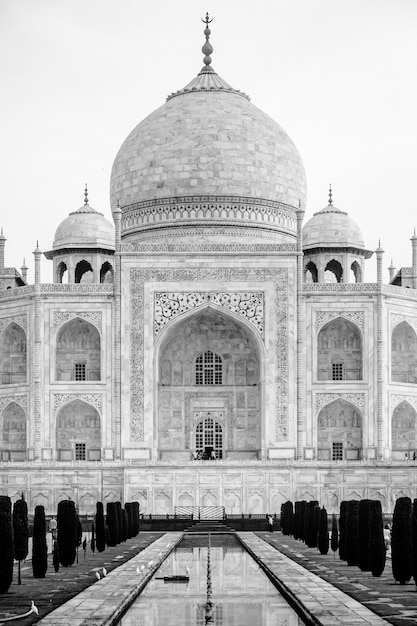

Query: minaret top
[201,12,214,73]
[328,183,333,206]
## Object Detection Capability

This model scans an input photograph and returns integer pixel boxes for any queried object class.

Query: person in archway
[268,514,274,532]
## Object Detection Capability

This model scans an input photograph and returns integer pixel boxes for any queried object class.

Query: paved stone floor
[1,530,417,626]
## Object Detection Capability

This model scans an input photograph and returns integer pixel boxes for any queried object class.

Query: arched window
[392,401,417,457]
[1,402,27,460]
[100,261,114,283]
[195,350,222,385]
[324,259,343,283]
[75,260,93,283]
[57,261,68,283]
[392,322,417,383]
[317,399,362,461]
[196,416,223,459]
[0,323,27,384]
[56,399,101,461]
[351,261,362,283]
[305,261,318,283]
[317,317,362,381]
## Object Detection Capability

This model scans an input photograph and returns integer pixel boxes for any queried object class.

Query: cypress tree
[125,502,133,539]
[131,501,140,536]
[57,499,77,567]
[0,496,14,593]
[52,541,60,572]
[369,500,386,577]
[299,501,307,543]
[413,499,417,585]
[330,514,339,557]
[13,495,29,585]
[306,501,319,548]
[392,496,412,584]
[76,515,82,563]
[318,507,329,555]
[95,502,106,552]
[339,501,348,561]
[281,501,293,536]
[122,509,129,542]
[345,500,359,566]
[91,522,96,553]
[358,499,372,571]
[106,502,119,546]
[293,501,301,541]
[115,502,122,544]
[32,505,48,578]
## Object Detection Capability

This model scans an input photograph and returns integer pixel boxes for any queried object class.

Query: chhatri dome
[110,15,306,242]
[303,186,367,251]
[51,186,115,252]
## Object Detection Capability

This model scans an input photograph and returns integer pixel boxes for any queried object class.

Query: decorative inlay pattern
[154,292,264,338]
[52,311,102,332]
[0,286,34,300]
[0,314,28,331]
[315,393,365,415]
[53,393,103,415]
[0,395,28,412]
[122,241,298,253]
[122,196,297,234]
[390,394,417,413]
[193,411,225,425]
[41,284,113,294]
[304,283,378,293]
[315,311,364,332]
[131,268,288,442]
[391,313,417,333]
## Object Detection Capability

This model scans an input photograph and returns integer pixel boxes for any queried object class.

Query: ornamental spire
[201,12,214,73]
[328,183,333,206]
[84,183,89,205]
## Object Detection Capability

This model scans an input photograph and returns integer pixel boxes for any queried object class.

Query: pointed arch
[391,400,417,458]
[304,261,318,283]
[391,321,417,383]
[317,317,362,381]
[317,398,362,461]
[325,259,343,283]
[100,261,114,283]
[57,261,68,284]
[56,399,101,461]
[351,260,362,283]
[56,317,100,381]
[75,260,93,283]
[0,322,27,384]
[1,401,27,460]
[156,305,262,461]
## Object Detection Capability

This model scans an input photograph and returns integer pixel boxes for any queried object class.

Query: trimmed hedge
[345,500,359,566]
[106,502,119,546]
[318,507,329,555]
[358,499,372,572]
[339,501,348,561]
[330,514,339,555]
[369,500,386,577]
[95,502,106,552]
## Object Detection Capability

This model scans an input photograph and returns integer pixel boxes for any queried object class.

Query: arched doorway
[56,318,100,381]
[317,317,362,381]
[391,322,417,383]
[392,400,417,459]
[56,399,101,461]
[1,402,27,461]
[157,307,262,461]
[195,413,223,459]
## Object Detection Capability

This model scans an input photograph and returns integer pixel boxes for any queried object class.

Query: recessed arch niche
[56,399,101,461]
[391,322,417,383]
[391,400,417,459]
[156,307,262,461]
[56,318,100,381]
[317,399,362,461]
[317,317,362,381]
[1,401,27,460]
[0,323,27,384]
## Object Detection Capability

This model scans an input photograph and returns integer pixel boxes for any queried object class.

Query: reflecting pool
[119,536,305,625]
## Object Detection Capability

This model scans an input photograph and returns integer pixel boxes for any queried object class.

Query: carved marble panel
[0,314,28,331]
[315,310,364,332]
[154,292,264,338]
[130,267,288,442]
[315,393,365,416]
[53,393,103,415]
[52,310,103,333]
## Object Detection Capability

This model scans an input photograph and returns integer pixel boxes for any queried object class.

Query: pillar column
[33,242,42,460]
[376,242,385,460]
[296,203,306,460]
[113,205,122,459]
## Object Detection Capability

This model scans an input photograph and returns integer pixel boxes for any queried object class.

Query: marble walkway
[35,531,390,626]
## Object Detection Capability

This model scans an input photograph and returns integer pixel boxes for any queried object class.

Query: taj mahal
[1,17,416,516]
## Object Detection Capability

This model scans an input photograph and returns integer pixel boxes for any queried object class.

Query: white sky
[1,0,416,283]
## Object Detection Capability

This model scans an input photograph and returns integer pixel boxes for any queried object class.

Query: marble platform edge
[36,532,184,626]
[236,532,390,626]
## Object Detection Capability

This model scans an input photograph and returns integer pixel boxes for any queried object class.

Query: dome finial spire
[84,183,89,205]
[201,12,214,72]
[328,183,333,206]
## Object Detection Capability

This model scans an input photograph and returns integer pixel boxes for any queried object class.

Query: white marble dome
[110,51,306,242]
[303,203,365,250]
[53,202,115,251]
